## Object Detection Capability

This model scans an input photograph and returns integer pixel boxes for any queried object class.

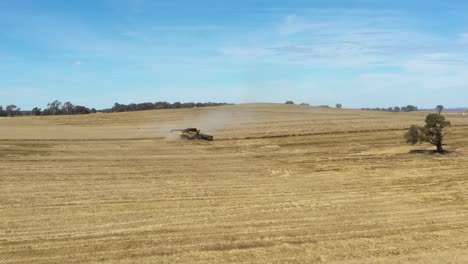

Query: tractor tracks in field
[220,128,407,141]
[1,124,468,142]
[219,124,468,141]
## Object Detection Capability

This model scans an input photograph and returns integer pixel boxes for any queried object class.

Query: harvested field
[1,104,467,263]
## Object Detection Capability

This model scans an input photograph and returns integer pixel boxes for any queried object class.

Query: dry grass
[1,104,467,263]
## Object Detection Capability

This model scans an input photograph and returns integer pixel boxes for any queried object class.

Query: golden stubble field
[1,104,467,263]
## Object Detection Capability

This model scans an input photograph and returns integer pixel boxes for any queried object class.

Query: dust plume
[149,106,258,140]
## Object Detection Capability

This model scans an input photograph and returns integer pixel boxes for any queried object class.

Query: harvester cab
[170,128,214,141]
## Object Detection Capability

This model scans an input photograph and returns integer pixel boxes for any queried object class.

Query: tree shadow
[409,149,455,155]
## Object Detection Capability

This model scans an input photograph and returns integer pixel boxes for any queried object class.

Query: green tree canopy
[436,105,444,114]
[405,113,451,153]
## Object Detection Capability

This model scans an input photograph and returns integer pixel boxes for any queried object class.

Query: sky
[1,0,468,109]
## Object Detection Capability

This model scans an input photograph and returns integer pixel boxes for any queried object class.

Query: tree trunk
[436,142,444,153]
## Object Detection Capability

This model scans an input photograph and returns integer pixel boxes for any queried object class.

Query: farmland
[1,104,467,263]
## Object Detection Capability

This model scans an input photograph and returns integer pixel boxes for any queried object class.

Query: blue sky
[1,0,468,109]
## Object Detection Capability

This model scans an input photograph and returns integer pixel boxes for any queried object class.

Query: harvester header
[170,128,214,141]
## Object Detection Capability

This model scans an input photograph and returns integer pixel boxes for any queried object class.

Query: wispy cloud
[212,9,468,107]
[216,10,468,70]
[2,2,468,108]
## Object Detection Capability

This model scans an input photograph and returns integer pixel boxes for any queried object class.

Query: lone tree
[285,101,294,105]
[336,103,342,109]
[436,105,444,114]
[405,113,451,153]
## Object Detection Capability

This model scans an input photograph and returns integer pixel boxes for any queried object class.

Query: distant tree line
[361,105,418,112]
[31,100,97,116]
[285,101,343,109]
[0,100,231,117]
[0,105,23,117]
[101,101,231,113]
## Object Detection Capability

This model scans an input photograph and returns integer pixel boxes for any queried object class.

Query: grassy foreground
[1,104,467,263]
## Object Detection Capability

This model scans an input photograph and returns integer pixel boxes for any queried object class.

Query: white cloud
[3,5,468,108]
[213,11,468,75]
[358,54,468,93]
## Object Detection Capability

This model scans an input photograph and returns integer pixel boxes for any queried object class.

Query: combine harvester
[170,128,214,141]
